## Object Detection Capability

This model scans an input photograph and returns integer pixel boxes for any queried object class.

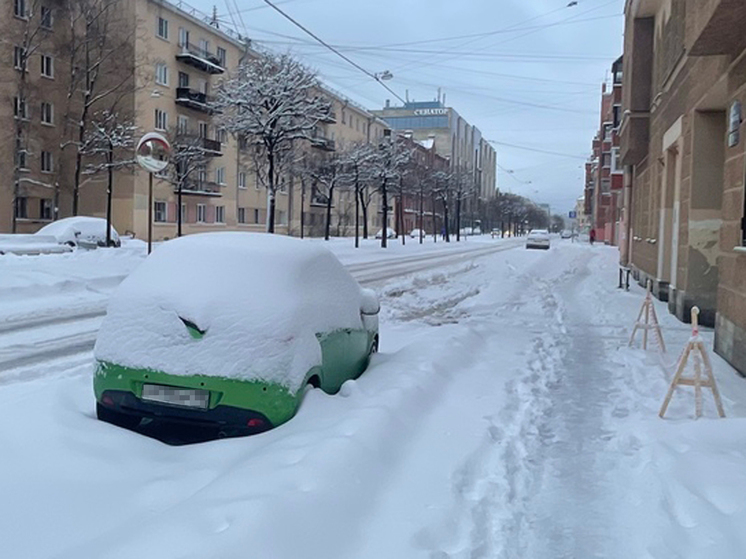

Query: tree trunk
[177,180,183,237]
[456,197,462,241]
[432,192,437,243]
[267,151,276,233]
[381,179,388,248]
[106,142,113,247]
[443,199,450,243]
[300,176,305,239]
[360,190,369,239]
[419,185,424,244]
[324,186,333,241]
[355,181,360,248]
[399,194,405,246]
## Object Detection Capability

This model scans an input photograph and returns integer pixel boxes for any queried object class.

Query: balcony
[619,111,650,166]
[175,180,222,197]
[175,88,215,114]
[174,135,222,157]
[176,43,225,74]
[310,135,335,152]
[320,110,337,124]
[688,0,746,57]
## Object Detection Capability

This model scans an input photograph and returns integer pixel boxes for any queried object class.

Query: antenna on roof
[210,5,219,28]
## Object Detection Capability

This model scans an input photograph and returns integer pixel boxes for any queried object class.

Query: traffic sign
[569,211,577,219]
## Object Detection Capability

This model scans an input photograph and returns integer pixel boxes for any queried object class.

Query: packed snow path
[2,241,746,559]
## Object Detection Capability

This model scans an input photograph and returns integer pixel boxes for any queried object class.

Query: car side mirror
[360,288,380,315]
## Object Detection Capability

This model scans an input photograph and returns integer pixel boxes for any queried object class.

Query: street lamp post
[136,132,171,254]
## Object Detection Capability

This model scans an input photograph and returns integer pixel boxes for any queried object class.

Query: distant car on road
[526,229,551,250]
[93,233,380,444]
[409,229,425,239]
[560,230,573,239]
[36,216,120,248]
[375,228,396,239]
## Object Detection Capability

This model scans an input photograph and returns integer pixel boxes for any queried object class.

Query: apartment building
[587,57,624,244]
[620,0,746,375]
[2,0,74,234]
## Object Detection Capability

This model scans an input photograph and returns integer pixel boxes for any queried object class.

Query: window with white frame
[41,150,53,172]
[198,121,208,138]
[178,27,189,48]
[155,63,168,86]
[15,197,27,218]
[197,204,206,223]
[40,6,53,28]
[157,17,168,40]
[14,0,26,18]
[14,46,25,70]
[611,147,621,173]
[237,207,246,223]
[238,171,247,189]
[217,47,226,66]
[40,198,53,220]
[216,128,227,143]
[155,109,168,131]
[154,201,167,222]
[14,96,28,119]
[178,71,189,88]
[199,38,209,55]
[40,101,53,125]
[254,208,261,223]
[177,115,188,135]
[277,210,287,225]
[216,167,225,185]
[41,54,54,78]
[215,205,225,223]
[603,123,612,140]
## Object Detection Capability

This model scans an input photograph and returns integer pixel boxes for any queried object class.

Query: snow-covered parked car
[93,232,380,443]
[526,229,551,250]
[561,230,573,239]
[409,229,425,239]
[375,228,396,239]
[36,216,120,248]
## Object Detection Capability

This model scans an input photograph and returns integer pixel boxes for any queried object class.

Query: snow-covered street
[3,239,746,558]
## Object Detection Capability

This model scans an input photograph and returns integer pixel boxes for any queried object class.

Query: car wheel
[370,336,379,355]
[96,402,142,430]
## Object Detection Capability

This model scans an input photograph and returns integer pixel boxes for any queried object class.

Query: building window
[41,54,54,78]
[181,203,186,224]
[611,147,621,173]
[41,150,53,172]
[277,210,287,225]
[613,105,622,129]
[40,6,53,28]
[17,149,28,170]
[198,121,208,138]
[601,178,611,193]
[238,171,246,189]
[217,47,226,66]
[199,38,209,55]
[14,97,28,119]
[215,205,225,223]
[254,208,260,224]
[197,204,206,223]
[238,207,246,224]
[178,27,189,48]
[178,71,189,88]
[15,197,27,218]
[601,153,610,168]
[216,167,225,185]
[177,115,188,135]
[155,109,168,131]
[14,0,26,18]
[216,128,227,143]
[14,46,26,70]
[40,101,53,125]
[157,17,169,40]
[155,63,168,86]
[40,198,53,220]
[154,201,167,222]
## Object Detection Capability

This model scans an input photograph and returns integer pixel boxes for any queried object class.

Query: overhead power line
[260,0,406,104]
[488,140,588,160]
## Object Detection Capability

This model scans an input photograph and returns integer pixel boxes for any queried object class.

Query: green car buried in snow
[93,233,379,444]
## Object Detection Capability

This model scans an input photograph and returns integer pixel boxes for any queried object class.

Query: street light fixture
[374,70,393,81]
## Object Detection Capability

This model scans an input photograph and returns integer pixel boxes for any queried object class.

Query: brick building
[619,0,746,375]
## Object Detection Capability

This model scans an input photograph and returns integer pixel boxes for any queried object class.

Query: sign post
[136,133,171,254]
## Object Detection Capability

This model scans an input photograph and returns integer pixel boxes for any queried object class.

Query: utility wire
[488,140,588,160]
[260,0,407,104]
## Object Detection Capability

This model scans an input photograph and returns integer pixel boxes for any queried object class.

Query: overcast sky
[192,0,625,215]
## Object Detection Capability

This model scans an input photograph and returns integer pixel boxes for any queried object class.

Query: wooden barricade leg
[699,341,726,418]
[659,344,693,418]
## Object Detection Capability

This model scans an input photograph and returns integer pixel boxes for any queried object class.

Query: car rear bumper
[99,389,273,441]
[526,242,550,249]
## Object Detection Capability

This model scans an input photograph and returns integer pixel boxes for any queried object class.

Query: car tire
[96,402,142,430]
[370,336,379,355]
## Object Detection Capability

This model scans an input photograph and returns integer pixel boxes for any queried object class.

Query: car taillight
[102,395,114,406]
[247,418,264,428]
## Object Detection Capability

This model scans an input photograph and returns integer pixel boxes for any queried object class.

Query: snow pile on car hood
[94,233,365,393]
[37,216,120,246]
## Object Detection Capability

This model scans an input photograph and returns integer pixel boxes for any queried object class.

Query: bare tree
[432,170,453,242]
[306,152,344,241]
[371,133,411,248]
[451,164,477,241]
[339,142,376,247]
[213,52,332,233]
[169,132,217,237]
[80,109,137,245]
[63,0,139,216]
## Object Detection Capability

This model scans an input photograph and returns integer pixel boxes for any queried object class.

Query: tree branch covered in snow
[212,52,332,233]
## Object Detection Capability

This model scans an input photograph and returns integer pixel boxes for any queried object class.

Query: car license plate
[141,384,209,410]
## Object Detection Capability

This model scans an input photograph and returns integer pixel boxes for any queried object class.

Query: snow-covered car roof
[36,217,120,247]
[94,233,367,393]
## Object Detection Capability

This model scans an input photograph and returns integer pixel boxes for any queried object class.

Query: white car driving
[526,229,551,250]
